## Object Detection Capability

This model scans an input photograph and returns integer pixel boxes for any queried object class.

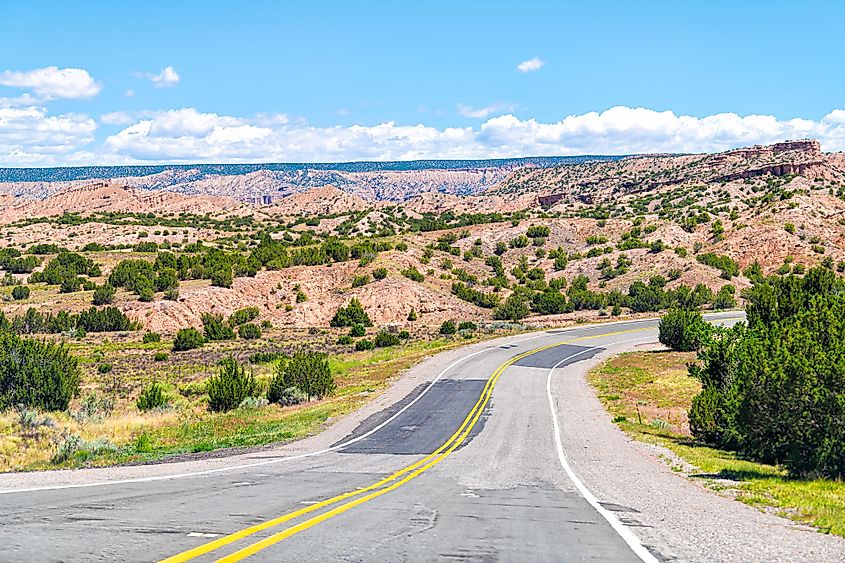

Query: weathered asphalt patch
[335,379,490,455]
[512,344,603,369]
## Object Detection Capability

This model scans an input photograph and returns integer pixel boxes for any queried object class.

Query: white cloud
[100,108,477,163]
[5,105,845,166]
[517,57,545,73]
[124,89,135,98]
[457,102,514,119]
[476,107,828,155]
[0,67,101,99]
[144,66,180,88]
[0,105,97,165]
[100,111,135,125]
[95,105,845,164]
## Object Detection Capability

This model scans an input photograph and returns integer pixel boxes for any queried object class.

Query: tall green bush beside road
[689,267,845,477]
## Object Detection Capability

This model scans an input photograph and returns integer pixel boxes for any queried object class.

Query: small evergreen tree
[173,327,204,351]
[92,284,115,305]
[207,356,259,412]
[269,352,334,401]
[330,298,372,327]
[658,308,712,352]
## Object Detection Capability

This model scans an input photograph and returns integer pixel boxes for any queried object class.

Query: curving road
[2,312,807,563]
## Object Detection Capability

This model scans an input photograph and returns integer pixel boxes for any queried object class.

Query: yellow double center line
[161,326,650,562]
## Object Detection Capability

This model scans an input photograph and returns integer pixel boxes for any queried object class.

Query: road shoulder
[553,342,845,562]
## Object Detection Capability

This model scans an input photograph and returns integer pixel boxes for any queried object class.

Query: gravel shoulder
[555,342,845,562]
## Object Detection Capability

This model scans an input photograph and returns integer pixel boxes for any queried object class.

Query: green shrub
[207,356,260,412]
[696,253,739,279]
[142,331,161,343]
[238,323,262,339]
[97,363,112,374]
[28,243,65,255]
[92,284,115,305]
[330,298,372,327]
[372,267,388,280]
[493,294,530,321]
[458,321,477,331]
[73,306,133,333]
[153,351,168,361]
[526,225,550,238]
[268,351,334,401]
[11,285,30,300]
[211,267,234,288]
[689,267,845,477]
[228,306,260,327]
[509,235,529,248]
[137,381,169,411]
[248,351,286,364]
[134,241,158,253]
[373,330,400,348]
[451,282,499,308]
[352,275,370,288]
[349,323,366,337]
[658,308,711,352]
[439,319,457,335]
[407,308,417,321]
[355,339,374,351]
[712,284,736,310]
[60,276,81,293]
[173,327,204,351]
[202,313,235,341]
[337,335,353,345]
[401,267,424,282]
[0,332,81,411]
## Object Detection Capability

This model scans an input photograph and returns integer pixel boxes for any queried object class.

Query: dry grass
[1,330,506,472]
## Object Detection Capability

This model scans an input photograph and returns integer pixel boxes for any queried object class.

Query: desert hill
[2,140,845,333]
[0,181,248,223]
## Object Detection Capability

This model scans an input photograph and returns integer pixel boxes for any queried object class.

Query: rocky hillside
[0,155,618,203]
[0,182,248,223]
[2,140,845,333]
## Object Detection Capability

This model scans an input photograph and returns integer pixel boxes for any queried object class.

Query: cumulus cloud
[476,107,826,155]
[102,108,474,162]
[517,57,544,73]
[0,105,97,165]
[144,66,180,88]
[5,105,845,166]
[457,102,515,119]
[93,105,845,164]
[0,67,101,99]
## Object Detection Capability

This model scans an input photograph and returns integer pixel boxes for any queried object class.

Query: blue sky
[1,0,844,166]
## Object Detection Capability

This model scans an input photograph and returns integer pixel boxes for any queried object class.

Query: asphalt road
[0,315,741,562]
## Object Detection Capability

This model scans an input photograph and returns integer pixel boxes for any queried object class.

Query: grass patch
[589,350,845,537]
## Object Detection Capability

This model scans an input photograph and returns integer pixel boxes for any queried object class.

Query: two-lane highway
[0,315,740,562]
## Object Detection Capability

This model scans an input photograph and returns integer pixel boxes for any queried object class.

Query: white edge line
[546,336,660,563]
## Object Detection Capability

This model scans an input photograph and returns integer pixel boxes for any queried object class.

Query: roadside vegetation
[0,317,517,471]
[590,265,845,537]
